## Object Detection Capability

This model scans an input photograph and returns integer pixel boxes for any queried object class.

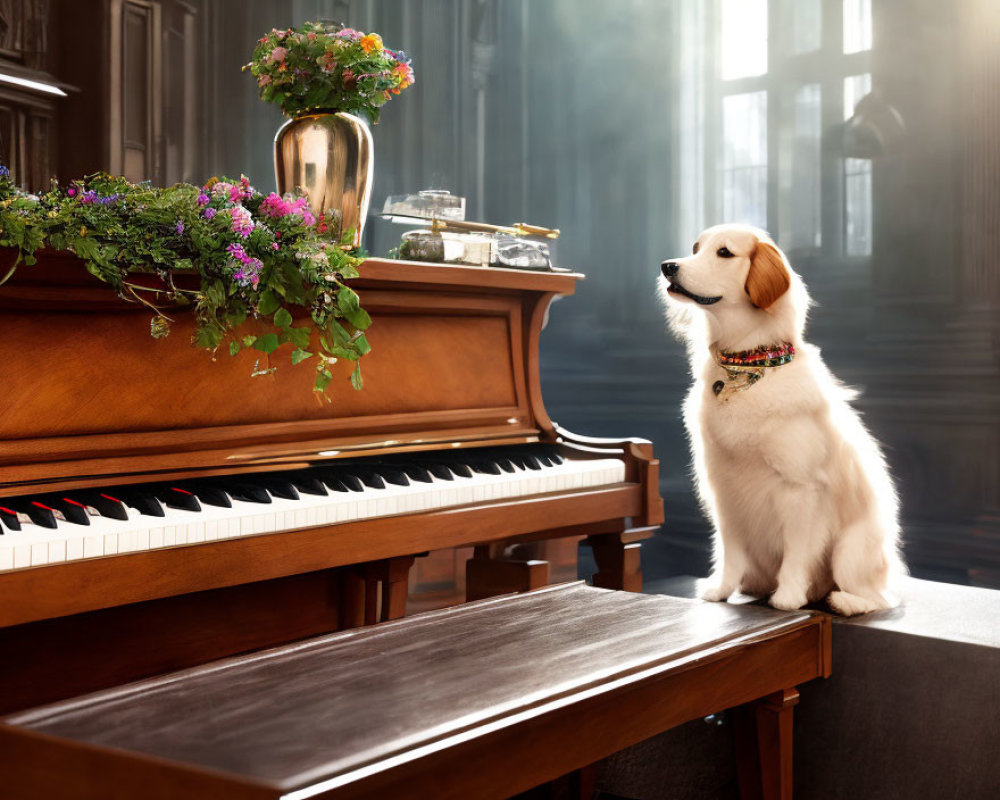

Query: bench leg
[736,687,799,800]
[466,544,550,602]
[586,533,643,592]
[339,566,368,629]
[379,555,416,622]
[340,557,416,628]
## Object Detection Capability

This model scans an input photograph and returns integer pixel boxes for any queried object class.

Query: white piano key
[0,456,626,573]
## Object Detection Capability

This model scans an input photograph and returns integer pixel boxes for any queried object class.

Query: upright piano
[0,253,664,715]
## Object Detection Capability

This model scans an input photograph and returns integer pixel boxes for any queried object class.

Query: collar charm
[712,342,795,401]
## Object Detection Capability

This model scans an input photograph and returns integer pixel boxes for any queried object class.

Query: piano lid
[0,252,583,497]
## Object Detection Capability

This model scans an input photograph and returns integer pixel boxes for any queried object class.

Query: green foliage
[0,171,372,397]
[244,22,414,123]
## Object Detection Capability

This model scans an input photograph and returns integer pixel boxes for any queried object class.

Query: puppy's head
[659,225,791,312]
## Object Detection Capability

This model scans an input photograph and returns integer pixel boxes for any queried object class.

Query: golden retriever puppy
[659,224,905,615]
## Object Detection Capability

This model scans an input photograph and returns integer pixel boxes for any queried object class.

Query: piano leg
[465,543,550,602]
[734,687,800,800]
[586,531,649,592]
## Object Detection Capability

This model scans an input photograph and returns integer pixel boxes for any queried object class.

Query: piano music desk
[0,583,832,800]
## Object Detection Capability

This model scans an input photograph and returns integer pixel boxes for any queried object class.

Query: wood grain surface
[2,583,830,799]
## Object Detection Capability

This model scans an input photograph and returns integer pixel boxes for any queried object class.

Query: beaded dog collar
[712,342,795,401]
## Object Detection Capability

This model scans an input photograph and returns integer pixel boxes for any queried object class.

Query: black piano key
[0,504,21,531]
[76,491,130,520]
[520,453,542,470]
[158,487,202,512]
[468,459,502,476]
[314,472,353,492]
[248,478,299,501]
[118,490,165,517]
[347,468,390,489]
[530,449,555,468]
[447,461,473,478]
[187,484,231,508]
[488,454,517,473]
[502,452,529,470]
[534,445,564,465]
[42,496,91,526]
[328,472,365,492]
[382,462,432,484]
[287,474,327,496]
[221,482,272,504]
[417,461,454,481]
[8,500,59,529]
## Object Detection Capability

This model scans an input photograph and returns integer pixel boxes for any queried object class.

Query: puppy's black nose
[661,261,679,278]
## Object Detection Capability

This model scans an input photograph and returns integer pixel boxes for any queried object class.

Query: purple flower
[174,220,184,235]
[197,193,209,206]
[78,190,98,204]
[204,207,217,219]
[233,257,263,288]
[0,165,9,177]
[226,242,249,262]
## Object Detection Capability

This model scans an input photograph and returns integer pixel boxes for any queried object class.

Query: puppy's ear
[746,241,791,310]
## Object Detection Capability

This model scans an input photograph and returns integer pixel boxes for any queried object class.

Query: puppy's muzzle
[661,261,679,278]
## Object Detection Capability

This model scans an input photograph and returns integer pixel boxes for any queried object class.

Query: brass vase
[273,111,374,248]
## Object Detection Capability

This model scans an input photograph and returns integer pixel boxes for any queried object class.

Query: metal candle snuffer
[378,190,562,270]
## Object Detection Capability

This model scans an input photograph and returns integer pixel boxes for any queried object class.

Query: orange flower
[360,33,383,53]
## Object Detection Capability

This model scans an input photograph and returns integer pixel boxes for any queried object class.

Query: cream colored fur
[660,224,905,615]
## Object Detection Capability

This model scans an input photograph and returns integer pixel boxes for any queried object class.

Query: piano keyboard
[0,446,625,572]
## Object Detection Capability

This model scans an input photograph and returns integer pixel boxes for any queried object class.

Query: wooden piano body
[0,253,664,715]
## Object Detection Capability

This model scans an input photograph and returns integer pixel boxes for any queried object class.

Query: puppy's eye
[717,247,734,258]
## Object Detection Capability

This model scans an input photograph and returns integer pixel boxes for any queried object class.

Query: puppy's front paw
[769,586,807,611]
[696,578,732,603]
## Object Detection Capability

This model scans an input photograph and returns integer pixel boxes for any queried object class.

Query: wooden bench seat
[0,583,831,800]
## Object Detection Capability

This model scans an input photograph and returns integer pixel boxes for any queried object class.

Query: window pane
[844,72,872,120]
[844,74,873,255]
[843,0,872,54]
[720,0,768,80]
[792,0,822,54]
[845,161,872,255]
[721,91,768,228]
[779,83,821,250]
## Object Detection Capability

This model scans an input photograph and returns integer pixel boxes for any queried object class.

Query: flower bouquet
[0,170,372,395]
[245,22,415,122]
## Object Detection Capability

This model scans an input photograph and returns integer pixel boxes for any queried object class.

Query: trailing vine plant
[0,168,371,395]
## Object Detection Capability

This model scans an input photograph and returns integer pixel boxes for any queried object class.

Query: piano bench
[0,583,831,800]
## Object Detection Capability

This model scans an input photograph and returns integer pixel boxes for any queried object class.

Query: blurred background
[10,0,999,588]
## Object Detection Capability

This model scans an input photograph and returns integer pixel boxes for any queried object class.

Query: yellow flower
[80,226,87,236]
[359,33,382,53]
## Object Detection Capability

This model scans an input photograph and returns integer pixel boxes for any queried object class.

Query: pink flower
[269,46,287,63]
[229,206,254,237]
[271,241,280,250]
[204,208,217,219]
[260,192,292,218]
[196,192,209,206]
[258,74,272,87]
[319,51,337,73]
[307,32,317,41]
